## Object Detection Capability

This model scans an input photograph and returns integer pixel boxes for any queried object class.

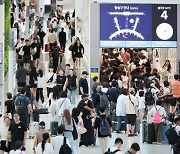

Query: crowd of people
[0,1,179,154]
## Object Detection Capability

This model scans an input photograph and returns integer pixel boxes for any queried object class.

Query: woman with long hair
[56,90,72,123]
[62,109,74,153]
[162,60,172,81]
[36,133,54,154]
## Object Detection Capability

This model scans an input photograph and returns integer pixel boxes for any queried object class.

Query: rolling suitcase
[39,114,52,130]
[45,44,50,52]
[135,119,140,134]
[162,124,171,143]
[33,109,39,122]
[50,121,58,136]
[29,122,39,138]
[142,121,155,144]
[90,126,96,146]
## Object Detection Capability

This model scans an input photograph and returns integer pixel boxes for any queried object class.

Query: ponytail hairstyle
[41,133,49,152]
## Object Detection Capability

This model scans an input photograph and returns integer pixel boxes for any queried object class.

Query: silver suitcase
[29,122,39,138]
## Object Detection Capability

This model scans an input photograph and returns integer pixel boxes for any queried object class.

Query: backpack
[52,46,59,58]
[99,93,110,109]
[134,77,141,90]
[145,88,155,105]
[165,127,179,145]
[104,148,120,154]
[16,96,26,112]
[153,106,161,124]
[99,117,111,136]
[59,137,72,154]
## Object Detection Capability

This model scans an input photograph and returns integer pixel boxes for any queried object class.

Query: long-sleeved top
[47,33,57,44]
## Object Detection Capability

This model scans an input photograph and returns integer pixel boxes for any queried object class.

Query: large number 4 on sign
[161,10,168,20]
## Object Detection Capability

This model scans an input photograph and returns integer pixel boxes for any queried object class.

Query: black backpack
[145,88,155,105]
[104,148,120,154]
[99,117,111,136]
[165,127,179,145]
[52,46,59,58]
[16,96,26,112]
[99,93,110,109]
[59,137,72,154]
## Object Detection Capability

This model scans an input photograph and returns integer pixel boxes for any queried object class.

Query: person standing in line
[22,39,31,70]
[64,69,78,105]
[36,133,54,154]
[0,117,11,153]
[115,89,128,133]
[171,74,180,113]
[125,88,138,137]
[105,138,123,154]
[73,37,84,68]
[125,143,140,154]
[46,65,57,98]
[6,112,27,150]
[58,27,66,51]
[37,27,46,50]
[94,106,112,154]
[16,61,28,87]
[51,125,71,154]
[92,76,100,94]
[36,69,45,104]
[79,71,89,95]
[51,41,60,73]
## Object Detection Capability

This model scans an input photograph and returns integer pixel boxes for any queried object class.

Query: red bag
[45,44,50,52]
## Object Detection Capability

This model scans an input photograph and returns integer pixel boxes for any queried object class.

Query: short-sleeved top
[23,45,31,56]
[8,121,27,144]
[57,75,66,85]
[79,77,88,95]
[94,115,112,137]
[14,95,31,113]
[5,100,14,113]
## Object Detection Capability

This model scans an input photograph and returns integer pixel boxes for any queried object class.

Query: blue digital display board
[100,4,177,48]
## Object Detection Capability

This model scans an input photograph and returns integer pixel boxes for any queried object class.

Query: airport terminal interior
[0,0,180,154]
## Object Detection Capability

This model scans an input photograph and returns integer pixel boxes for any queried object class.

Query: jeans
[116,116,127,131]
[67,90,76,104]
[64,131,74,154]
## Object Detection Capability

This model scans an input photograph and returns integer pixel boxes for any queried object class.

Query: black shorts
[171,98,180,106]
[0,140,11,152]
[126,114,136,126]
[23,56,31,63]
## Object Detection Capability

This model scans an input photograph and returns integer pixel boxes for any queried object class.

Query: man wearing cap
[33,121,51,153]
[79,71,89,95]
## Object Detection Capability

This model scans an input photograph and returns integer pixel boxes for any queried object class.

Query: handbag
[76,125,87,135]
[72,119,78,140]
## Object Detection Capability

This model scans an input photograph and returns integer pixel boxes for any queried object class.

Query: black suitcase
[142,122,155,144]
[50,121,58,136]
[33,109,39,122]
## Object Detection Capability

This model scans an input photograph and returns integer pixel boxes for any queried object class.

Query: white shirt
[37,76,45,88]
[56,98,72,116]
[138,97,145,109]
[108,147,123,154]
[36,142,54,154]
[148,105,166,122]
[125,94,138,114]
[0,125,9,140]
[51,136,70,154]
[10,150,25,154]
[46,73,57,88]
[175,125,180,135]
[121,75,128,89]
[116,94,126,116]
[117,80,122,89]
[163,87,171,96]
[101,88,108,93]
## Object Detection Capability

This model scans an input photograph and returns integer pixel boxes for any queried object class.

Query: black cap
[39,121,46,128]
[82,71,89,75]
[81,93,89,99]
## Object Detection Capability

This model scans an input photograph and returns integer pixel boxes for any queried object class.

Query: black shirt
[9,121,27,144]
[5,100,14,113]
[79,77,88,95]
[94,115,112,137]
[31,43,41,56]
[57,75,66,85]
[23,45,31,56]
[106,87,120,103]
[67,75,77,89]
